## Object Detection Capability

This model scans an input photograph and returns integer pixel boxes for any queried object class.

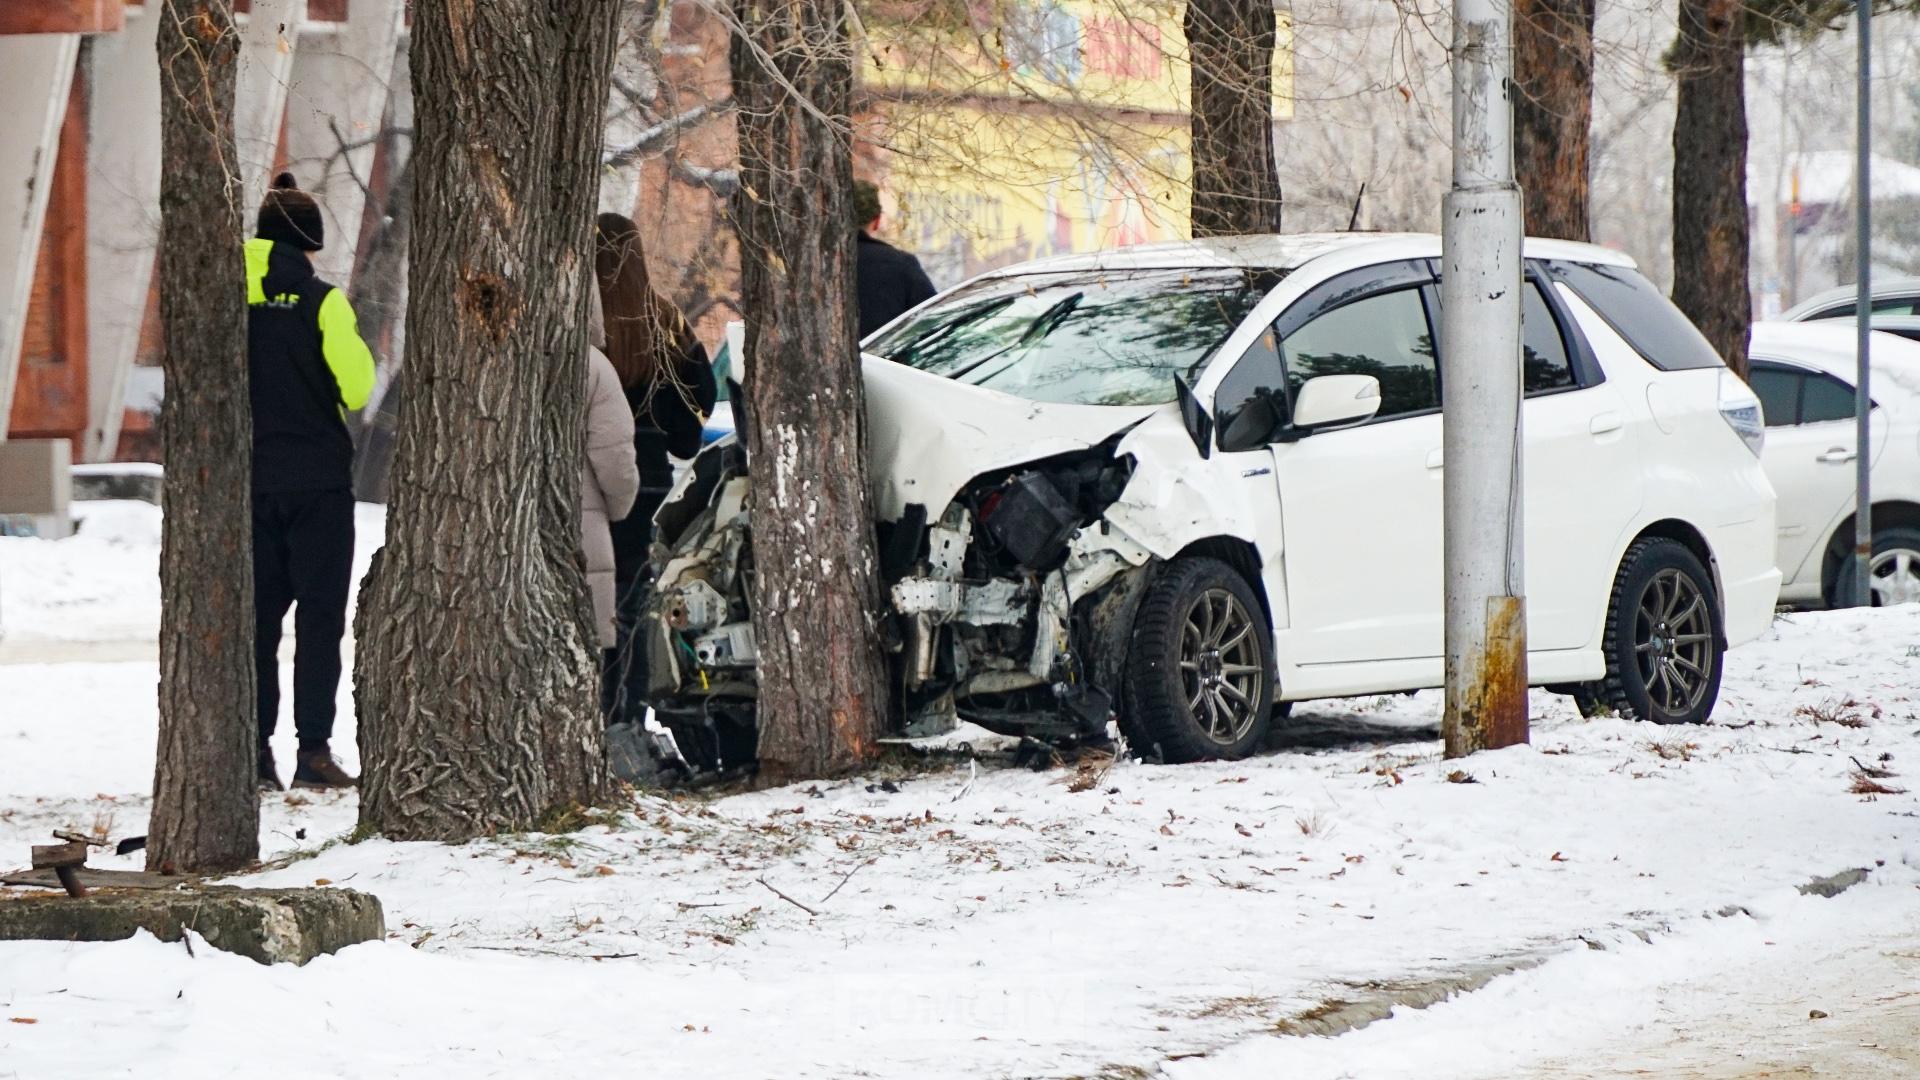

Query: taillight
[1719,371,1765,457]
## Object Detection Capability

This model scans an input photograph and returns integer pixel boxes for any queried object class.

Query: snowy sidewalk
[3,504,1919,1077]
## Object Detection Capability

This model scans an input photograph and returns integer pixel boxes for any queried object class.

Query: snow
[3,505,1919,1077]
[0,501,386,647]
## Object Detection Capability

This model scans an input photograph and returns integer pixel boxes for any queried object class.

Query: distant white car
[1781,277,1920,322]
[645,233,1780,769]
[1748,321,1920,607]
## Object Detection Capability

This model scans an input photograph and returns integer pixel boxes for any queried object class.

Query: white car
[1748,321,1920,607]
[645,234,1779,767]
[1781,277,1920,323]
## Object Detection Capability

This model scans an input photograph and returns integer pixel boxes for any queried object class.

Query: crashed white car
[644,234,1780,767]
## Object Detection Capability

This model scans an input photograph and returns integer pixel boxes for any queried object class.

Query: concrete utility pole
[1852,0,1873,608]
[1441,0,1529,756]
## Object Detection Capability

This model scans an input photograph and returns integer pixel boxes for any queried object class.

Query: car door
[1230,263,1446,665]
[1498,275,1643,651]
[1750,359,1887,586]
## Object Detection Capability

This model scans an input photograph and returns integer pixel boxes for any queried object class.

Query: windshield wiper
[1017,291,1084,345]
[885,296,1016,365]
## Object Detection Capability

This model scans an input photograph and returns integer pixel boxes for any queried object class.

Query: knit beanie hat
[257,172,325,251]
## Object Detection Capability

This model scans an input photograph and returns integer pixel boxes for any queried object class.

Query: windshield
[867,266,1286,406]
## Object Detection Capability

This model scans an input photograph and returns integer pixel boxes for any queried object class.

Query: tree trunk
[1185,0,1283,236]
[731,0,890,783]
[1513,0,1596,241]
[354,0,621,841]
[147,0,259,874]
[1670,0,1752,379]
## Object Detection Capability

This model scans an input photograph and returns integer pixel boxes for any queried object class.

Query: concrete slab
[0,885,385,965]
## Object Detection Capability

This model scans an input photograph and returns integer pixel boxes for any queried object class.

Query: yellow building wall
[859,0,1293,285]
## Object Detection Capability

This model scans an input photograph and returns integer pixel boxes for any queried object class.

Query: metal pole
[1442,0,1528,756]
[1853,0,1873,607]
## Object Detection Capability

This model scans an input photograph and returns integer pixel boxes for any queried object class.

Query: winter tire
[1593,537,1724,725]
[1123,557,1274,762]
[1827,526,1920,609]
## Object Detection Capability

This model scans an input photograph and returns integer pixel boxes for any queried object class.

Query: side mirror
[1289,374,1381,433]
[1174,374,1213,459]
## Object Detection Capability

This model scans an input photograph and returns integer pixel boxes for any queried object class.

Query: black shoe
[258,748,284,792]
[292,746,358,790]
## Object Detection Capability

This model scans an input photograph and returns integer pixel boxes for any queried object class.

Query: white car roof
[1749,321,1920,395]
[974,232,1640,277]
[1780,277,1920,321]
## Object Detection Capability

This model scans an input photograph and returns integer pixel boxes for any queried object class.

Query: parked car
[643,234,1779,768]
[1748,321,1920,607]
[1781,277,1920,322]
[1864,314,1920,346]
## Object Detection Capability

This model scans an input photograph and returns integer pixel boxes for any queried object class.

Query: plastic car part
[981,470,1080,569]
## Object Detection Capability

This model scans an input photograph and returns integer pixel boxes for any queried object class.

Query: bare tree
[730,0,892,782]
[1670,0,1752,378]
[1514,0,1596,240]
[1186,0,1285,235]
[354,0,623,840]
[147,0,259,874]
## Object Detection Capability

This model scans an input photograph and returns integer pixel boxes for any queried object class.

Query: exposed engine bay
[641,431,1165,773]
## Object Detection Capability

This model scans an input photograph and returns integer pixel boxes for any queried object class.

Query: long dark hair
[593,212,695,392]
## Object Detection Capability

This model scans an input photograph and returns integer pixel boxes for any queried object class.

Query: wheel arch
[1818,500,1920,604]
[1174,536,1272,624]
[1622,519,1725,642]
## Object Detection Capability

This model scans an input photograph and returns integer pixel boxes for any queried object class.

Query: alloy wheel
[1869,548,1920,607]
[1177,588,1265,746]
[1633,568,1715,717]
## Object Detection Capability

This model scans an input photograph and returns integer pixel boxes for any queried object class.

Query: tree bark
[1185,0,1283,236]
[731,0,891,783]
[147,0,259,874]
[1513,0,1596,241]
[354,0,621,840]
[1670,0,1752,379]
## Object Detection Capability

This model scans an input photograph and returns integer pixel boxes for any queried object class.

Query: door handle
[1425,448,1444,470]
[1589,411,1625,435]
[1817,447,1858,464]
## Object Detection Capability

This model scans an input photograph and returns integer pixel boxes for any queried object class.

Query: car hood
[862,355,1161,522]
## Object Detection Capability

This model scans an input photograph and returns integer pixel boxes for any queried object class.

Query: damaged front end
[644,422,1163,773]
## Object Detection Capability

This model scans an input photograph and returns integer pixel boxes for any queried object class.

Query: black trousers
[602,487,668,726]
[254,489,355,750]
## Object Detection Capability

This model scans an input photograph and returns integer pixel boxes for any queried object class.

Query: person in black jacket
[247,173,375,791]
[853,180,937,339]
[594,213,716,727]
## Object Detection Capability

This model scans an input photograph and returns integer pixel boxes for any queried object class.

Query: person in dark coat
[247,173,375,791]
[853,180,937,339]
[594,212,716,727]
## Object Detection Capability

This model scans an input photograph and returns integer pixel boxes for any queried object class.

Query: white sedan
[1748,321,1920,607]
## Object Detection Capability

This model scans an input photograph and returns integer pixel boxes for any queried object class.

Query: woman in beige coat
[583,288,640,650]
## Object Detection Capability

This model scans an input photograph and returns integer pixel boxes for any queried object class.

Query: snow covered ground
[2,503,1918,1078]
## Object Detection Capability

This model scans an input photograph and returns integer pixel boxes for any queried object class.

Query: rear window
[1544,260,1724,371]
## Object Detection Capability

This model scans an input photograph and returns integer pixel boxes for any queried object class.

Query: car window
[1543,260,1724,371]
[1746,363,1801,426]
[1873,297,1919,316]
[1522,282,1576,393]
[1808,304,1854,321]
[1800,372,1860,424]
[867,267,1285,407]
[1213,326,1285,448]
[1282,287,1437,420]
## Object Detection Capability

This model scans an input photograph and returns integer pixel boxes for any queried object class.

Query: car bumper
[1706,501,1781,648]
[1721,564,1783,647]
